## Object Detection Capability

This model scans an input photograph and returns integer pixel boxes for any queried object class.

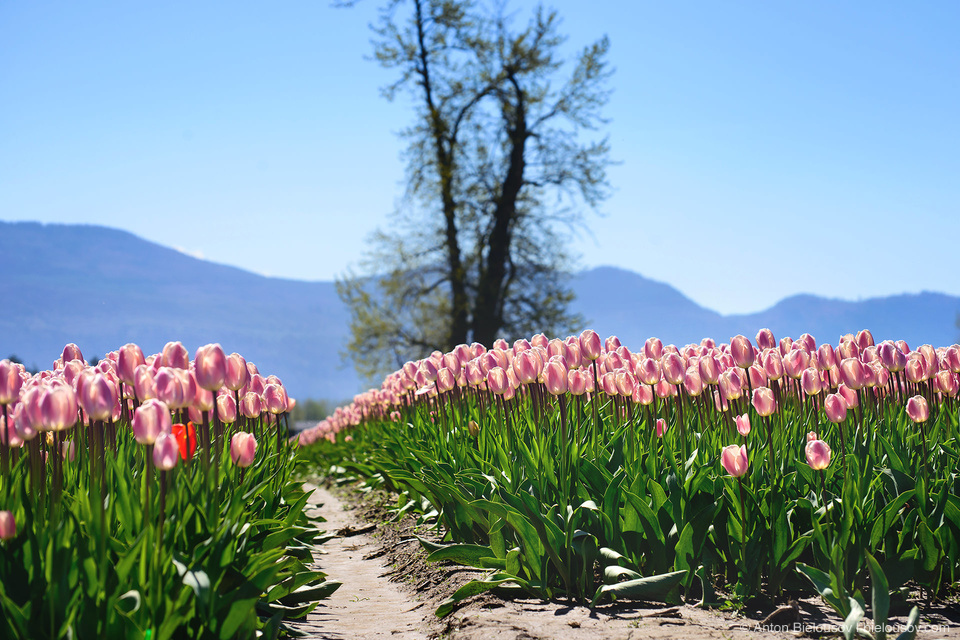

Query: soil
[291,481,960,639]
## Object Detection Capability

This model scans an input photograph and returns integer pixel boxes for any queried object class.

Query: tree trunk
[473,76,527,346]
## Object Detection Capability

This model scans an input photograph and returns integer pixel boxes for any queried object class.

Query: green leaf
[278,581,342,605]
[426,543,496,568]
[603,566,641,584]
[435,578,516,618]
[590,570,687,607]
[842,597,864,640]
[865,552,889,640]
[894,606,920,640]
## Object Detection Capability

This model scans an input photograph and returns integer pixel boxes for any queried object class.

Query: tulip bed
[0,342,340,640]
[299,329,960,632]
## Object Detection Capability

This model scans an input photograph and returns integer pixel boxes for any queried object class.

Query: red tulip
[172,422,197,460]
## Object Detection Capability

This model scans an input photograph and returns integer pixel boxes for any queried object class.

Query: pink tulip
[655,379,677,398]
[633,384,654,405]
[79,372,117,422]
[748,364,767,389]
[132,399,172,445]
[134,364,157,401]
[0,360,24,405]
[513,350,540,385]
[698,355,721,384]
[436,368,456,393]
[837,383,859,408]
[735,414,751,436]
[644,337,664,360]
[856,329,874,349]
[752,387,777,417]
[155,367,189,409]
[783,348,809,379]
[117,343,145,386]
[230,432,257,467]
[224,353,249,391]
[61,343,84,364]
[578,330,602,362]
[683,368,704,396]
[40,384,78,431]
[655,418,666,437]
[543,361,568,395]
[936,370,959,397]
[615,370,636,397]
[945,346,960,374]
[720,444,749,477]
[661,353,684,385]
[823,393,847,423]
[778,337,793,356]
[878,342,906,372]
[0,511,15,541]
[153,431,179,470]
[160,341,190,370]
[805,439,832,470]
[801,368,822,396]
[61,439,76,462]
[756,328,776,351]
[817,344,837,370]
[718,369,742,401]
[601,372,619,396]
[194,344,227,391]
[730,335,755,368]
[838,339,860,361]
[905,395,929,423]
[635,358,661,385]
[839,358,866,390]
[262,384,288,414]
[761,349,784,381]
[13,388,41,441]
[240,392,262,418]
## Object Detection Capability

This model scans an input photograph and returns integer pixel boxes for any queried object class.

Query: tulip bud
[486,367,510,395]
[132,399,172,445]
[230,431,257,467]
[467,420,480,437]
[153,432,179,471]
[0,511,15,541]
[720,444,749,477]
[905,395,929,423]
[823,393,847,423]
[579,330,602,361]
[655,418,666,437]
[194,344,227,391]
[718,369,742,401]
[752,387,777,417]
[805,439,832,470]
[513,350,540,385]
[735,414,751,436]
[936,370,959,397]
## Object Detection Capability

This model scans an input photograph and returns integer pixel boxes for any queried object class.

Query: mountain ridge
[2,221,957,399]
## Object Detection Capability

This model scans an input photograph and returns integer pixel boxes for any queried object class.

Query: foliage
[338,0,612,381]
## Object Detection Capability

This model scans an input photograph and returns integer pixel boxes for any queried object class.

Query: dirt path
[287,483,430,640]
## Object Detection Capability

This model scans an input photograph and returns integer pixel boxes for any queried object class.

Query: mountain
[2,222,958,400]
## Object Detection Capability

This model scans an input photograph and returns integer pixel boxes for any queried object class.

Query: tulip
[172,422,197,460]
[61,343,84,364]
[240,392,262,419]
[735,414,751,437]
[194,343,227,391]
[632,384,654,406]
[40,384,78,431]
[878,342,907,372]
[761,349,784,381]
[905,395,929,423]
[262,384,288,414]
[0,360,24,405]
[117,343,145,386]
[823,393,847,423]
[61,439,76,462]
[615,370,636,396]
[756,328,776,351]
[661,353,684,385]
[817,344,837,370]
[601,372,619,396]
[635,358,661,386]
[718,369,742,400]
[513,350,540,385]
[936,370,959,397]
[0,511,15,541]
[683,368,704,396]
[801,367,822,396]
[79,372,117,422]
[805,439,832,470]
[134,364,157,401]
[783,348,809,379]
[655,418,666,437]
[155,367,189,409]
[839,358,866,390]
[698,355,721,384]
[720,444,749,477]
[230,432,257,467]
[751,387,776,417]
[153,432,179,470]
[579,330,602,361]
[543,361,568,395]
[217,393,238,423]
[644,337,664,360]
[224,353,249,391]
[730,335,755,368]
[161,341,190,369]
[1,414,22,448]
[132,399,172,445]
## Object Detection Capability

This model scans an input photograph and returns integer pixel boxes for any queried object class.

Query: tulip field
[299,329,960,636]
[0,343,339,639]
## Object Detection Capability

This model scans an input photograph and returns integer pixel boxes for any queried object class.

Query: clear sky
[2,1,958,315]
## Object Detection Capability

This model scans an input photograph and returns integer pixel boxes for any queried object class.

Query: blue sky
[2,1,958,315]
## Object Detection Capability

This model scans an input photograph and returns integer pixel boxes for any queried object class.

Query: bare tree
[338,0,612,380]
